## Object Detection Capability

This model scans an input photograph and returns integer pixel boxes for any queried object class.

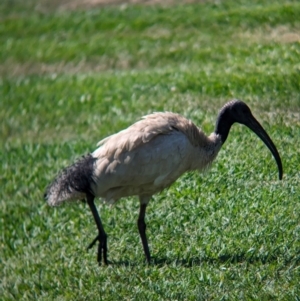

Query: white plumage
[91,112,222,205]
[45,100,283,265]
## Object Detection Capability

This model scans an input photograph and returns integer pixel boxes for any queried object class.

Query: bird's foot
[87,234,108,265]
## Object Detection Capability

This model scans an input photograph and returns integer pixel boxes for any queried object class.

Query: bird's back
[91,112,222,204]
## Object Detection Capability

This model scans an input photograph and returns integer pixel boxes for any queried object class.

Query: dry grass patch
[37,0,201,12]
[0,51,167,78]
[236,25,300,44]
[0,58,148,78]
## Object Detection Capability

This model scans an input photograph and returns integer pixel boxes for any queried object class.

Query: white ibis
[44,99,283,265]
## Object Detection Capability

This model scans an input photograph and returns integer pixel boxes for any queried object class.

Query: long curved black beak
[245,116,283,180]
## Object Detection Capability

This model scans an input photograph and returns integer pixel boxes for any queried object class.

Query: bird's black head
[223,100,253,124]
[217,99,256,126]
[215,99,283,180]
[215,100,252,142]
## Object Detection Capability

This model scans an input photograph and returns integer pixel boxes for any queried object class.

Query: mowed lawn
[1,0,300,299]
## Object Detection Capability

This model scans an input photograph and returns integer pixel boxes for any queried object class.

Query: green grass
[1,0,300,300]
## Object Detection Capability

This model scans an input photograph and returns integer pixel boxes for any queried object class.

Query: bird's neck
[214,108,235,144]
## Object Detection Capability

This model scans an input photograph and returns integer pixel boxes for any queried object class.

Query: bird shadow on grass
[109,252,299,268]
[151,254,275,268]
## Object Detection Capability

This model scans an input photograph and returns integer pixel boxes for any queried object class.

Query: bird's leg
[86,193,108,265]
[137,202,151,264]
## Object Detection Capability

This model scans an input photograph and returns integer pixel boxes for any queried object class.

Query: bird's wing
[91,115,196,198]
[92,131,193,200]
[96,113,175,149]
[95,112,207,153]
